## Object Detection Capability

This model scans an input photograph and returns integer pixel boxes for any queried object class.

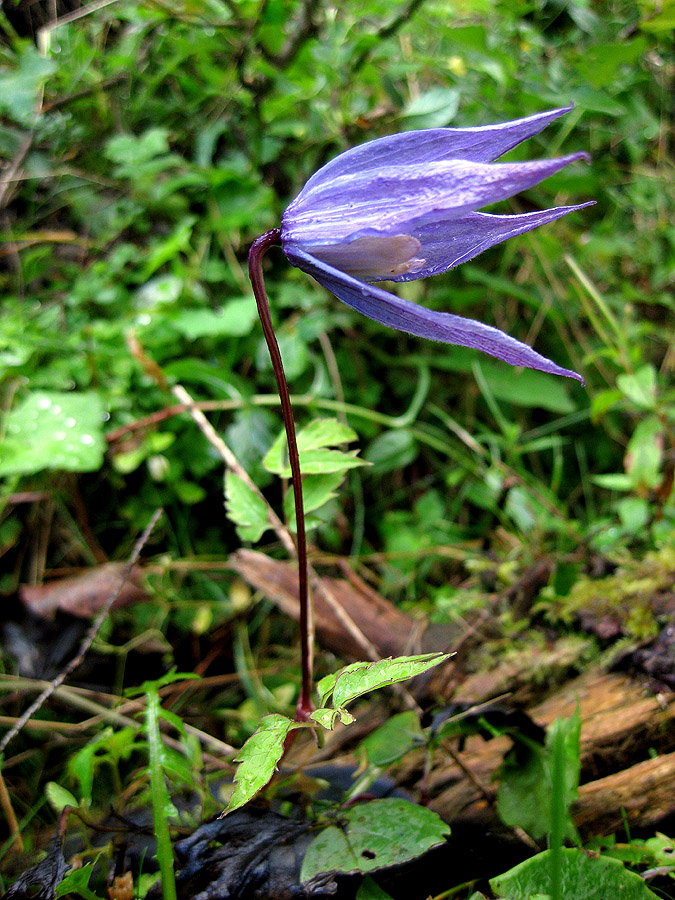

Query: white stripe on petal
[307,234,425,280]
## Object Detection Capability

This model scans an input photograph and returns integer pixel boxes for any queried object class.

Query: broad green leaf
[227,714,295,813]
[402,87,460,129]
[316,660,387,707]
[225,471,271,542]
[326,654,448,709]
[360,711,425,767]
[574,38,648,90]
[491,848,661,899]
[640,1,675,32]
[171,297,258,338]
[497,710,580,842]
[590,388,623,419]
[0,45,56,124]
[0,391,106,477]
[617,365,657,409]
[480,363,578,414]
[617,496,650,533]
[644,832,675,866]
[364,429,418,474]
[625,417,663,490]
[300,799,449,881]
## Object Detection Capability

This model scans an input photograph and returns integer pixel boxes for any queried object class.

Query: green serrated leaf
[331,654,448,709]
[296,418,359,452]
[310,707,355,729]
[300,799,449,881]
[227,714,295,813]
[317,661,370,707]
[491,848,661,899]
[225,471,271,542]
[263,418,364,477]
[0,391,106,477]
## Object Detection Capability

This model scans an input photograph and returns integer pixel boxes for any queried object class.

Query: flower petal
[282,153,588,245]
[287,248,583,383]
[382,202,596,283]
[293,106,574,202]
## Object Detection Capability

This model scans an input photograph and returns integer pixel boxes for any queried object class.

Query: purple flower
[281,106,592,383]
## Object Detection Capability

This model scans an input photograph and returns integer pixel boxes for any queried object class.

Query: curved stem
[249,229,313,721]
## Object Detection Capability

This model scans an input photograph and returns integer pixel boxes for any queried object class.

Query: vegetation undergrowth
[1,0,674,898]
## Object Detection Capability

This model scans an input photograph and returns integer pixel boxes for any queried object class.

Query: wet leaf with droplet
[0,390,106,477]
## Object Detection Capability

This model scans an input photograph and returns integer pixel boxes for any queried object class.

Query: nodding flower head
[280,105,593,383]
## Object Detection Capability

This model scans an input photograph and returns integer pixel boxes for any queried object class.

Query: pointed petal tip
[566,369,585,386]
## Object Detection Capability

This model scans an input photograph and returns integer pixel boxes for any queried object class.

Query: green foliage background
[0,0,674,890]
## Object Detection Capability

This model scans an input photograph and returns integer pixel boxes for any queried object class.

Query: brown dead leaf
[20,563,149,620]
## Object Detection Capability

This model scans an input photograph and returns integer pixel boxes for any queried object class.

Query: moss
[553,547,675,641]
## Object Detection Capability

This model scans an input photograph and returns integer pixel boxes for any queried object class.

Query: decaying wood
[426,670,675,838]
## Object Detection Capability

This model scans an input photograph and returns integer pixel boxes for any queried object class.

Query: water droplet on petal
[54,431,66,441]
[65,417,76,428]
[51,405,62,415]
[37,396,51,410]
[80,434,94,445]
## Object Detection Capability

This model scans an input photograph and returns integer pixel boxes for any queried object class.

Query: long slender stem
[249,229,313,721]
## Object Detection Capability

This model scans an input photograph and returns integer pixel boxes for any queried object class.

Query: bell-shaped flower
[281,106,592,383]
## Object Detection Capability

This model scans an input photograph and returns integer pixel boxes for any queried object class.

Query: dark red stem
[249,229,313,721]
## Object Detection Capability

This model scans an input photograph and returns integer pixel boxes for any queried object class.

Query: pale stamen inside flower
[308,234,426,281]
